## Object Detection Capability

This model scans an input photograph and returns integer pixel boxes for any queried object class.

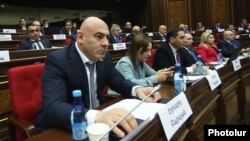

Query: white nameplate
[214,64,224,70]
[205,29,212,33]
[238,27,244,31]
[0,50,10,62]
[235,35,240,39]
[147,32,153,37]
[3,29,17,34]
[232,59,241,71]
[0,34,12,41]
[112,43,126,51]
[218,28,225,32]
[205,70,221,90]
[158,92,193,141]
[53,34,66,40]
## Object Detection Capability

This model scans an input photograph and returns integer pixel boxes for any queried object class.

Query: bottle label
[174,79,184,95]
[72,122,88,140]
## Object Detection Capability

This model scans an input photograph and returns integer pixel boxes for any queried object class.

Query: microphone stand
[97,84,162,141]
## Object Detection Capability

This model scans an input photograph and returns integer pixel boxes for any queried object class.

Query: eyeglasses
[29,29,39,33]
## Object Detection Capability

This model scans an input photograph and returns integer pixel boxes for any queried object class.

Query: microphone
[97,84,162,141]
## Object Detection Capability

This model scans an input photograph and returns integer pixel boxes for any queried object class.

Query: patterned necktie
[86,62,99,109]
[35,40,43,49]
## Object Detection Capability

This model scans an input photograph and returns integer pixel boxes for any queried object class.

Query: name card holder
[0,50,10,62]
[158,92,193,141]
[112,43,126,51]
[147,32,153,37]
[218,28,225,32]
[0,34,12,41]
[53,34,66,40]
[205,29,213,33]
[205,70,221,91]
[3,29,17,34]
[232,59,241,71]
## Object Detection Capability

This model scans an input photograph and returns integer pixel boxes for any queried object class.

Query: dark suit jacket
[152,42,195,73]
[218,39,241,57]
[107,35,123,44]
[152,32,167,41]
[35,44,136,131]
[60,28,78,36]
[19,37,52,50]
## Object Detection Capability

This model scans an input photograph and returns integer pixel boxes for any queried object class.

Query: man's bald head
[223,30,234,41]
[80,17,109,32]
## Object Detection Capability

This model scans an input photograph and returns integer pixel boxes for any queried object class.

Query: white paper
[158,92,193,141]
[214,64,224,70]
[112,43,126,51]
[0,50,10,62]
[53,34,66,40]
[3,29,16,34]
[102,99,164,120]
[232,59,241,71]
[184,75,204,81]
[0,34,12,41]
[205,70,221,90]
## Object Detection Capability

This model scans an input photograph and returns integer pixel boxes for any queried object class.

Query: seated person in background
[122,21,132,33]
[32,20,45,35]
[218,30,250,57]
[126,25,141,42]
[181,33,198,72]
[18,17,27,30]
[153,28,196,73]
[152,25,167,41]
[108,34,173,95]
[19,23,52,50]
[35,16,161,138]
[195,22,205,32]
[195,32,218,63]
[240,23,250,34]
[107,24,124,44]
[60,20,78,41]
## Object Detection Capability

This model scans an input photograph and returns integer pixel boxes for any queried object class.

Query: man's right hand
[95,108,138,138]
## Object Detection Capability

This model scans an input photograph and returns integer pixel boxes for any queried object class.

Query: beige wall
[0,4,110,25]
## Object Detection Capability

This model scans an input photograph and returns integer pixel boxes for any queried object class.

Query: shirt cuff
[86,109,100,125]
[186,66,194,73]
[131,85,142,97]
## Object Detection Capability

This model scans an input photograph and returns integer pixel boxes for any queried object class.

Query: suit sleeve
[42,53,72,131]
[105,54,136,97]
[153,46,172,71]
[218,41,234,57]
[19,40,27,50]
[115,61,157,86]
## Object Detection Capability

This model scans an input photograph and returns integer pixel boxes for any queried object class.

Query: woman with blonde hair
[195,32,218,63]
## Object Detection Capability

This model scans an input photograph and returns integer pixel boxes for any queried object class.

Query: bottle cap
[73,90,82,97]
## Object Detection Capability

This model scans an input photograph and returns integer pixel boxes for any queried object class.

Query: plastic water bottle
[174,63,184,95]
[217,49,223,64]
[196,55,204,75]
[71,90,87,141]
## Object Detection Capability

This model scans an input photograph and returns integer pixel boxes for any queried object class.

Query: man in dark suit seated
[35,16,161,138]
[153,28,196,73]
[152,25,167,42]
[107,24,124,44]
[126,25,141,42]
[218,30,249,58]
[19,23,52,50]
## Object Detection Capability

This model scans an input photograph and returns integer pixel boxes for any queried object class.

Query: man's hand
[95,108,138,138]
[135,87,161,103]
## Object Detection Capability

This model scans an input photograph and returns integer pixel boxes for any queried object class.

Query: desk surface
[25,84,174,141]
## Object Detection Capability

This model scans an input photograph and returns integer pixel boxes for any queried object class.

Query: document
[102,99,165,121]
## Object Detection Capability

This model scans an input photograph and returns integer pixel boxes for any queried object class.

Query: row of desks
[25,57,250,141]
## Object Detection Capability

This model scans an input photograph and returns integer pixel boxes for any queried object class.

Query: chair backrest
[7,63,45,140]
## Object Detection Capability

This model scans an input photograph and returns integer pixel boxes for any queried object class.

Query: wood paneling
[211,0,230,26]
[167,0,187,28]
